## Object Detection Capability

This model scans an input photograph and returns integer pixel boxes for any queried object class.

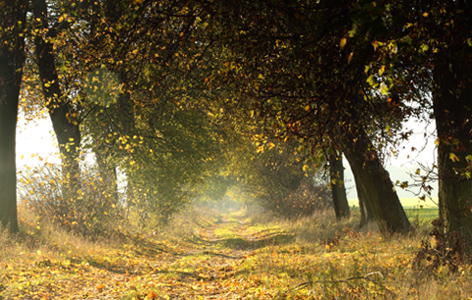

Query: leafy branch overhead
[0,2,472,293]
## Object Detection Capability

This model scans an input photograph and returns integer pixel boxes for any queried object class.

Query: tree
[354,171,375,227]
[427,3,472,238]
[0,0,27,233]
[342,122,411,232]
[204,0,412,233]
[354,0,472,244]
[433,56,472,235]
[228,138,331,218]
[32,0,83,201]
[25,0,219,228]
[329,152,350,220]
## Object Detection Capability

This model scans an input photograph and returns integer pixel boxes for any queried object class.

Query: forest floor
[2,207,472,299]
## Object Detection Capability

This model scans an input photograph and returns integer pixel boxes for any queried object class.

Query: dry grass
[240,208,472,299]
[2,205,472,299]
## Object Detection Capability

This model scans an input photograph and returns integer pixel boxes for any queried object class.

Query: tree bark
[343,128,412,234]
[329,153,350,219]
[0,1,26,233]
[353,169,374,227]
[433,57,472,236]
[33,0,81,201]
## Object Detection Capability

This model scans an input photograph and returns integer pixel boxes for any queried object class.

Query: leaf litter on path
[1,212,292,300]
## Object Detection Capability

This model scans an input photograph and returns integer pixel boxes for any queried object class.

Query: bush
[18,162,124,238]
[260,178,331,218]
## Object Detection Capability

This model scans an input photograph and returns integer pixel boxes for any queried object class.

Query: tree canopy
[1,0,472,250]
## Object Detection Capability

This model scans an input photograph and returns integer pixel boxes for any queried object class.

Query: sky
[16,115,60,168]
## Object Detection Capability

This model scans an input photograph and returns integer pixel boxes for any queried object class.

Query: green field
[405,207,438,223]
[348,197,438,209]
[348,197,439,223]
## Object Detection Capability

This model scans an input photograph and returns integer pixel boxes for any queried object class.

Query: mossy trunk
[0,1,26,233]
[329,153,350,220]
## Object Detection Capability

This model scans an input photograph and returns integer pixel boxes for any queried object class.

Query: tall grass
[3,203,472,299]
[241,207,472,300]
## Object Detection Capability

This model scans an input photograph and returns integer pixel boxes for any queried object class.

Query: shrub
[18,162,124,238]
[260,178,331,219]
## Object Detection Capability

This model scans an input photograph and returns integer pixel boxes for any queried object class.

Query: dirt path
[1,212,292,300]
[152,214,291,299]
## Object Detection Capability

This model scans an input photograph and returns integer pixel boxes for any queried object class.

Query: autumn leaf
[378,65,386,76]
[449,153,460,162]
[146,291,157,299]
[96,284,105,292]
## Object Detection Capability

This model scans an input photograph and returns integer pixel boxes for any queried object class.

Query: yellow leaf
[340,37,347,49]
[367,75,375,86]
[378,65,386,76]
[303,164,309,172]
[258,74,265,80]
[268,142,275,150]
[449,153,460,162]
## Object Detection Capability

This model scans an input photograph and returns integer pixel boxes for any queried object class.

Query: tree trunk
[0,1,26,233]
[33,0,81,201]
[329,153,350,219]
[353,170,374,227]
[433,57,472,236]
[343,128,412,234]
